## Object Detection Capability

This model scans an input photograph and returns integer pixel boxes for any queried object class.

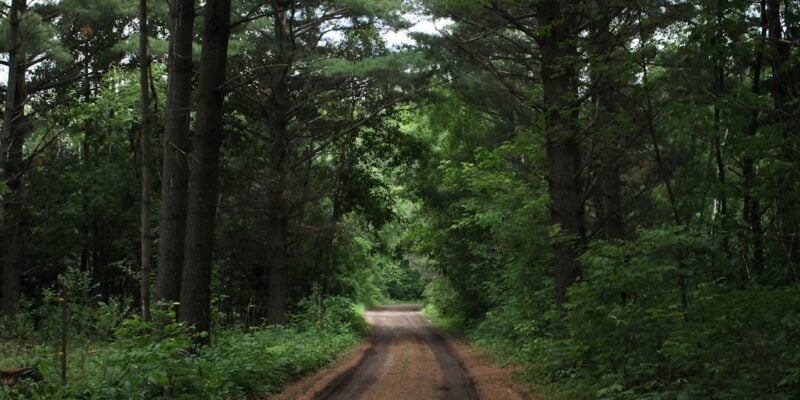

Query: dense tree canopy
[0,0,799,399]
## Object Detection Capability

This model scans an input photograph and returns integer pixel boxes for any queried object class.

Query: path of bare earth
[269,304,533,400]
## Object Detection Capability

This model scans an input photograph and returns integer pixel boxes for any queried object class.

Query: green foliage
[0,299,364,400]
[318,52,431,79]
[542,231,800,399]
[427,229,800,400]
[0,5,71,63]
[324,211,425,306]
[292,291,370,335]
[3,267,130,343]
[333,0,404,16]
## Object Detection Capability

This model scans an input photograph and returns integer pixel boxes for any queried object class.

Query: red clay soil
[269,304,534,400]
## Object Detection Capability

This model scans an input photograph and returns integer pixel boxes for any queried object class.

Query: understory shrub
[551,229,800,399]
[425,228,800,400]
[1,268,130,344]
[0,296,365,400]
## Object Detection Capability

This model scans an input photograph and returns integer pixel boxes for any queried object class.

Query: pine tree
[138,0,152,322]
[156,0,194,306]
[0,0,28,322]
[179,0,232,340]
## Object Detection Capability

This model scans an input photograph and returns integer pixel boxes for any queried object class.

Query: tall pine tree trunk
[265,3,293,325]
[1,0,27,322]
[179,0,231,339]
[138,0,152,323]
[265,197,289,324]
[537,0,585,311]
[157,0,194,305]
[264,119,290,324]
[264,107,290,325]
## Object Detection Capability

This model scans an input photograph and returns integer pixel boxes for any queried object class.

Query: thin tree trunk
[265,125,290,325]
[80,49,93,277]
[156,0,195,306]
[1,0,27,322]
[138,0,152,323]
[179,0,231,340]
[743,0,767,278]
[322,186,345,296]
[265,207,289,324]
[712,0,728,237]
[265,2,293,325]
[537,0,585,311]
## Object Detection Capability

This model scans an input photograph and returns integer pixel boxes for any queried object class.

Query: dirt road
[271,304,529,400]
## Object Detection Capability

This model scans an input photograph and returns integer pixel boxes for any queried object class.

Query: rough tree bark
[156,0,195,305]
[138,0,152,323]
[537,0,585,311]
[1,0,28,322]
[179,0,231,339]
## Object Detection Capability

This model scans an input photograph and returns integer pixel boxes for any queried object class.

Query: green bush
[424,228,800,400]
[543,229,800,399]
[291,292,369,335]
[3,268,130,344]
[1,296,365,400]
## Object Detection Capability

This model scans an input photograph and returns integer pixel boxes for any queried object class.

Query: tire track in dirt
[310,313,397,400]
[270,304,524,400]
[398,312,478,400]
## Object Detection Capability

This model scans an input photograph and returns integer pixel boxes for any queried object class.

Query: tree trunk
[265,3,293,325]
[743,0,767,278]
[265,206,289,324]
[1,0,27,322]
[537,0,585,311]
[712,0,728,238]
[179,0,231,340]
[79,52,93,275]
[156,0,194,305]
[138,0,152,323]
[766,0,800,263]
[322,189,344,296]
[590,12,625,240]
[264,119,290,325]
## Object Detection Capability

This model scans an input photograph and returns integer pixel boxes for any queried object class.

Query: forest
[0,0,798,399]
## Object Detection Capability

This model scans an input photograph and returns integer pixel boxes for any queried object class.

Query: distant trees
[0,0,420,337]
[425,0,589,309]
[167,0,419,330]
[417,0,800,318]
[765,0,800,265]
[410,0,800,396]
[1,0,135,321]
